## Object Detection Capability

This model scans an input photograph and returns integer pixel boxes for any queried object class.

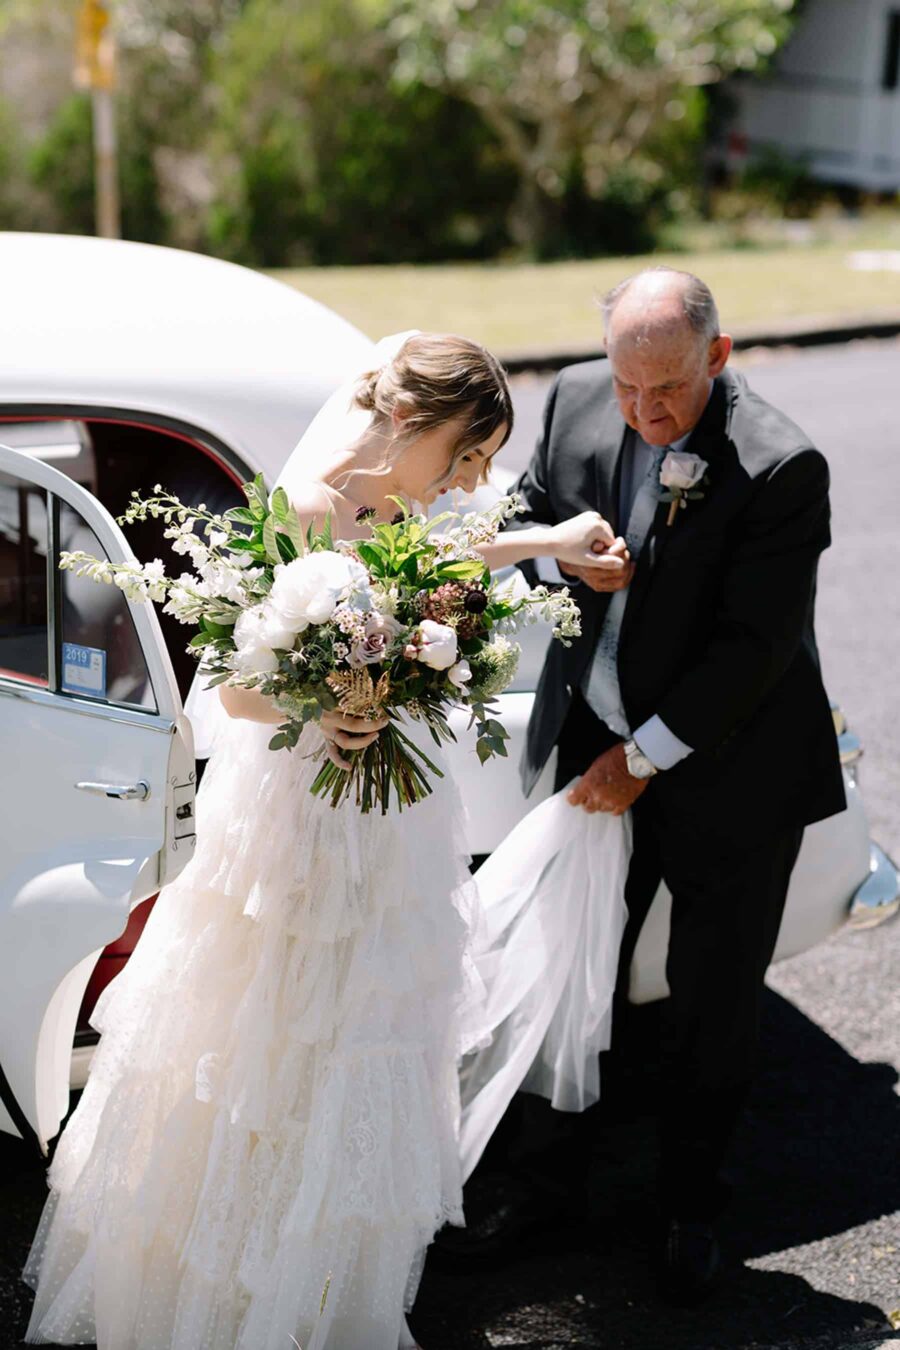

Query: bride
[21,332,620,1350]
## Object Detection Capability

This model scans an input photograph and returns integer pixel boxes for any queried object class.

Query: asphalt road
[3,341,899,1350]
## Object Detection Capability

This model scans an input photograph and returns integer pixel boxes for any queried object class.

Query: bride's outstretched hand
[549,511,622,569]
[320,709,389,770]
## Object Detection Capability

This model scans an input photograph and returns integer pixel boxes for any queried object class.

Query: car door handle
[75,780,151,801]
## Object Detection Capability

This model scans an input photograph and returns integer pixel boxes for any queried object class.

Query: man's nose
[636,391,662,419]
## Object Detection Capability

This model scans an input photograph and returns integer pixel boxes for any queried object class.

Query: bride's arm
[476,510,626,574]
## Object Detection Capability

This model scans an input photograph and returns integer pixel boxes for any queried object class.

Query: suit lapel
[593,399,629,532]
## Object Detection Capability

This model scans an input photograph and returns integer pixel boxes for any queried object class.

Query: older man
[448,268,846,1301]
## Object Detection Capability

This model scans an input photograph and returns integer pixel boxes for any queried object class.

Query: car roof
[0,232,375,482]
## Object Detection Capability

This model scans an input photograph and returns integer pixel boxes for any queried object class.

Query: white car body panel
[0,232,374,482]
[0,445,194,1152]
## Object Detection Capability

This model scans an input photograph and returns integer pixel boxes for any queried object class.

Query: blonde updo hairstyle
[351,333,513,490]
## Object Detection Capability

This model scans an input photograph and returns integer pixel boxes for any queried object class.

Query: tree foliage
[0,0,798,261]
[206,0,515,264]
[387,0,796,253]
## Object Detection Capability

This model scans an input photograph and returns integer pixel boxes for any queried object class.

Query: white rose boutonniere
[659,450,709,526]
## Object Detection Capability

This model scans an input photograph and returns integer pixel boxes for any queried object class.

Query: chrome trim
[0,678,175,734]
[75,779,150,801]
[847,843,900,930]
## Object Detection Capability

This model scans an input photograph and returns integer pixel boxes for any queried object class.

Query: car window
[0,469,49,686]
[58,499,156,712]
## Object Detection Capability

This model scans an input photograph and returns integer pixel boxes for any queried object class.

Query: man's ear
[708,334,732,378]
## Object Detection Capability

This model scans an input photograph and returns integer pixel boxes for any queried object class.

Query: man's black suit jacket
[511,360,846,843]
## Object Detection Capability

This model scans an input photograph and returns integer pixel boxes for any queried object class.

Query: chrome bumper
[847,843,900,930]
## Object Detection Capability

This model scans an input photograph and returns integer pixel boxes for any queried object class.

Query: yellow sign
[74,0,116,92]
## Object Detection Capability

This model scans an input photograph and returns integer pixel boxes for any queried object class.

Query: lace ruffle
[23,715,485,1349]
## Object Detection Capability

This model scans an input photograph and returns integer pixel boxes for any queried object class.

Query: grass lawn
[270,238,900,359]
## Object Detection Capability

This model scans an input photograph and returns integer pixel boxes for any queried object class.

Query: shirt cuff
[534,555,565,584]
[632,715,693,771]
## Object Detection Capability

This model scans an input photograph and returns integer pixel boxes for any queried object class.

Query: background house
[722,0,900,192]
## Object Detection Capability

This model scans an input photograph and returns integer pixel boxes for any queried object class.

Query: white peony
[414,620,458,671]
[230,604,296,675]
[448,658,472,689]
[269,551,369,632]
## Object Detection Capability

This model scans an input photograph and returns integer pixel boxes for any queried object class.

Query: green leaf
[434,560,485,581]
[400,554,419,584]
[268,731,289,750]
[188,632,210,648]
[242,473,269,519]
[475,738,494,765]
[270,486,289,523]
[354,540,387,572]
[262,514,282,565]
[284,505,306,556]
[320,511,334,551]
[199,616,233,638]
[225,506,257,524]
[224,535,259,553]
[202,671,232,688]
[275,531,297,562]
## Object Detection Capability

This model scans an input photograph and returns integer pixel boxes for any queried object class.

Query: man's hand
[559,536,634,593]
[567,742,650,815]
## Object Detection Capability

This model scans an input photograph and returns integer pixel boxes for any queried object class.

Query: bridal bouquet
[59,475,580,813]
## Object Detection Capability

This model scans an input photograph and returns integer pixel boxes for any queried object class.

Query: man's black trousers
[496,691,804,1221]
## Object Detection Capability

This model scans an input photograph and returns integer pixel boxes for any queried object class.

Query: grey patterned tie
[581,441,668,736]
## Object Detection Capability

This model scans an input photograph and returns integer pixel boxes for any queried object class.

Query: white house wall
[728,0,900,190]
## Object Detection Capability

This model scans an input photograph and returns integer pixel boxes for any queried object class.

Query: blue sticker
[61,643,107,698]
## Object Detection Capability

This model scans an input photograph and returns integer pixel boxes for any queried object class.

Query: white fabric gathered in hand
[459,785,631,1181]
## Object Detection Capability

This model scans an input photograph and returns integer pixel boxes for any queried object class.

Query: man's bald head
[602,267,721,354]
[600,267,732,447]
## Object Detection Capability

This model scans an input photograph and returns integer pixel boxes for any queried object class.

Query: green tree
[208,0,515,265]
[387,0,796,255]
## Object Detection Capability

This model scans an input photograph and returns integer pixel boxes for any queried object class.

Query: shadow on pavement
[415,990,900,1349]
[2,988,897,1349]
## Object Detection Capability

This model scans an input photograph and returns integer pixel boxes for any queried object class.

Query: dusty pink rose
[349,611,403,667]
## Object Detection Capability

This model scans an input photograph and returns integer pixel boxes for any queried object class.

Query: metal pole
[92,85,120,239]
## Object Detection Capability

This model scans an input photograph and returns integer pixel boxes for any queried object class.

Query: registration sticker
[61,643,107,698]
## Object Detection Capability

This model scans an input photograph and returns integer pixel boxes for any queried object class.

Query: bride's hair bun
[353,366,384,412]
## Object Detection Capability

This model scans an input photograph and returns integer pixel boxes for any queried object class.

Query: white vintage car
[0,233,896,1157]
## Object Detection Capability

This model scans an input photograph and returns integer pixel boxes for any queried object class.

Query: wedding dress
[22,710,485,1350]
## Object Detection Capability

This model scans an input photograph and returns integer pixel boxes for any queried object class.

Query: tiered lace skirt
[22,714,486,1350]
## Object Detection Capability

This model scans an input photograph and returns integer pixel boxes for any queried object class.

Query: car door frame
[0,442,188,1152]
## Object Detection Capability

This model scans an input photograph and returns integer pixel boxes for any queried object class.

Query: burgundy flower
[355,505,377,523]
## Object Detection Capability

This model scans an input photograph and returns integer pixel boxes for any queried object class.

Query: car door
[0,444,196,1155]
